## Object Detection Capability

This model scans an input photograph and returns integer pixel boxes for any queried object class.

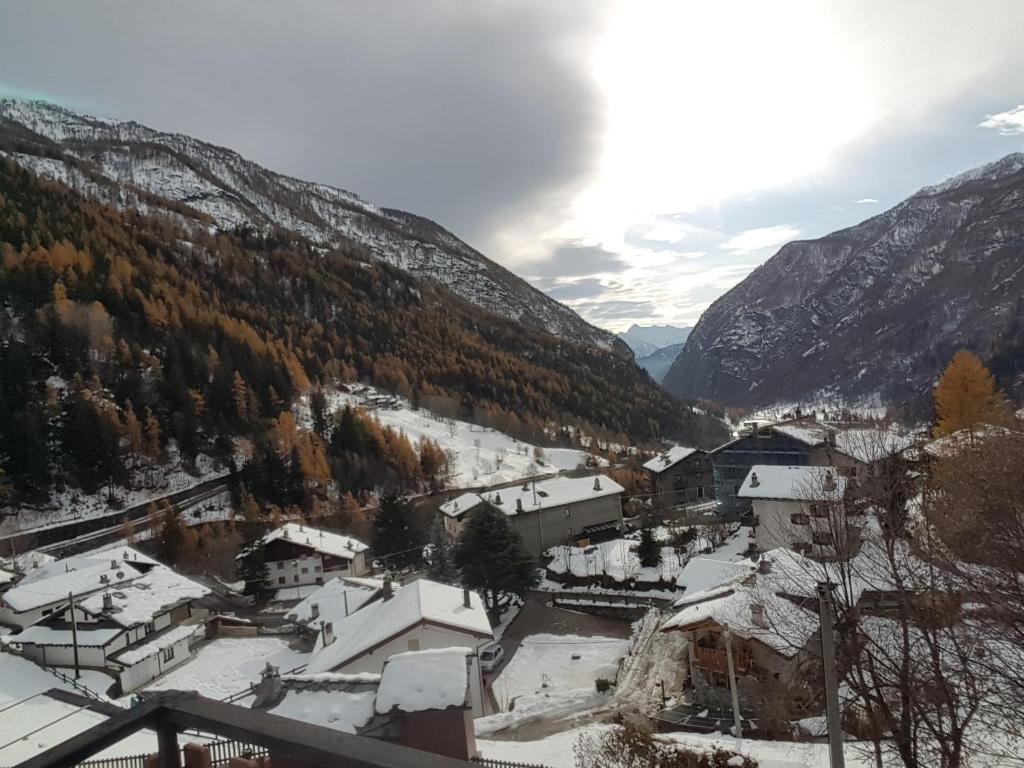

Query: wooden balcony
[694,643,753,675]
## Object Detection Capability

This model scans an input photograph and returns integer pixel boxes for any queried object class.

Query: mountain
[618,324,691,357]
[664,153,1024,408]
[636,343,684,384]
[0,99,617,351]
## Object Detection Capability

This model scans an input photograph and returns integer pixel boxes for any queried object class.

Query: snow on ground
[479,724,880,768]
[0,445,231,535]
[299,385,604,488]
[491,634,627,715]
[142,637,309,701]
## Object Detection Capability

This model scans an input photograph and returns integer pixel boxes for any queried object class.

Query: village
[1,354,1020,768]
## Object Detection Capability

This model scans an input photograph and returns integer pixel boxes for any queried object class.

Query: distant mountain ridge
[664,153,1024,408]
[636,343,684,384]
[0,99,619,351]
[618,324,691,357]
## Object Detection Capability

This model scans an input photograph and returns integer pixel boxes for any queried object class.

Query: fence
[545,590,674,609]
[473,757,551,768]
[45,666,105,702]
[77,738,268,768]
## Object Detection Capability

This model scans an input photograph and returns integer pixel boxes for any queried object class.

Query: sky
[2,1,1024,333]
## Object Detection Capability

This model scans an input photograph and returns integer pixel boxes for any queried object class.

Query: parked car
[480,643,505,673]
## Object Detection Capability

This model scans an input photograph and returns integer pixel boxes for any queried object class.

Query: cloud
[569,300,658,320]
[718,225,801,255]
[854,197,879,204]
[544,278,609,301]
[979,105,1024,135]
[526,241,630,278]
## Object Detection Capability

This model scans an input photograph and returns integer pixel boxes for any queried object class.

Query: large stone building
[247,523,369,595]
[642,446,714,508]
[440,475,625,558]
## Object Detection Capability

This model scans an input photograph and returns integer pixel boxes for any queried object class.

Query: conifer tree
[236,495,269,595]
[636,525,660,568]
[454,505,538,617]
[425,516,458,584]
[934,350,1006,437]
[372,488,423,568]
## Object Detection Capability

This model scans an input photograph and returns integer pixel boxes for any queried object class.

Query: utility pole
[723,629,742,738]
[818,582,846,768]
[69,591,81,679]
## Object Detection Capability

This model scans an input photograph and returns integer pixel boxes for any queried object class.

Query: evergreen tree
[636,525,660,568]
[155,507,186,565]
[934,350,1006,437]
[454,505,538,617]
[372,488,423,568]
[425,516,458,584]
[310,387,329,438]
[236,495,269,595]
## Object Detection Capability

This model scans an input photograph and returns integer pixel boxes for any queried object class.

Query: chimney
[494,492,503,505]
[750,603,768,629]
[252,663,284,708]
[102,592,114,611]
[516,498,523,512]
[522,481,530,491]
[758,557,772,575]
[593,476,602,491]
[111,559,118,569]
[310,603,320,620]
[750,472,760,488]
[826,428,837,448]
[382,577,394,601]
[322,622,336,646]
[283,526,290,539]
[100,574,109,584]
[462,588,472,609]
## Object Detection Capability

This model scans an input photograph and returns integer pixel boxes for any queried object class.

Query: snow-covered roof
[738,465,846,501]
[79,566,209,628]
[0,550,56,576]
[481,475,624,517]
[268,686,378,734]
[375,647,471,714]
[439,492,489,519]
[642,446,700,474]
[14,624,124,647]
[0,568,13,586]
[305,580,491,674]
[285,577,382,629]
[2,558,144,613]
[261,523,368,561]
[772,421,912,464]
[116,624,201,665]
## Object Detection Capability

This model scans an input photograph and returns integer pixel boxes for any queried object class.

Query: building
[285,576,383,634]
[440,475,625,558]
[304,579,492,717]
[247,523,369,594]
[660,548,826,708]
[642,446,714,508]
[0,548,156,629]
[439,493,493,539]
[738,465,852,558]
[253,647,479,761]
[10,552,209,693]
[711,418,910,516]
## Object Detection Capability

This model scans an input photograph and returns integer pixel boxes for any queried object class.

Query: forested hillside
[0,161,725,510]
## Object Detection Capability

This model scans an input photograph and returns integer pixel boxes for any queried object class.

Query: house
[0,547,156,629]
[10,552,209,693]
[252,647,479,761]
[738,465,852,558]
[441,475,625,558]
[246,523,369,594]
[304,579,492,717]
[660,548,826,708]
[439,493,493,539]
[711,417,910,516]
[285,576,383,634]
[642,446,714,508]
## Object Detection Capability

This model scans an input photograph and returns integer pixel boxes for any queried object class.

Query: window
[277,561,284,570]
[792,541,813,554]
[407,638,420,651]
[162,646,175,663]
[293,574,299,582]
[697,487,705,499]
[278,576,285,585]
[313,565,322,573]
[300,567,309,575]
[145,621,155,635]
[790,513,810,526]
[809,503,828,518]
[812,531,833,545]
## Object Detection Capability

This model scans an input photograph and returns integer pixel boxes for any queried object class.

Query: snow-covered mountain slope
[636,343,684,384]
[664,153,1024,407]
[618,324,691,357]
[0,99,618,351]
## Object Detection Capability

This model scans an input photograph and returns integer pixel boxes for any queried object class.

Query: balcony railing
[694,644,752,675]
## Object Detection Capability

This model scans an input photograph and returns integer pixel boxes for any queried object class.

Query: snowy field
[492,633,627,710]
[299,385,604,488]
[478,724,882,768]
[142,637,310,701]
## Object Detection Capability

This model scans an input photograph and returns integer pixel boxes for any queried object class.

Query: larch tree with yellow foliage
[933,350,1005,437]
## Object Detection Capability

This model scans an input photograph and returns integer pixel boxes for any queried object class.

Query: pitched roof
[923,425,1016,458]
[738,465,846,501]
[305,580,491,674]
[772,422,912,463]
[439,492,489,519]
[2,559,143,613]
[261,523,368,561]
[285,577,382,629]
[375,647,471,714]
[642,446,700,474]
[481,475,624,517]
[78,565,209,627]
[14,624,124,647]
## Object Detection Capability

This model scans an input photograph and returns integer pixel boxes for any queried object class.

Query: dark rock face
[664,154,1024,408]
